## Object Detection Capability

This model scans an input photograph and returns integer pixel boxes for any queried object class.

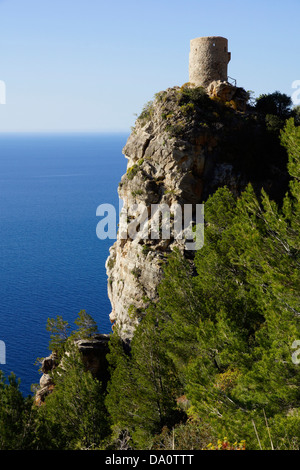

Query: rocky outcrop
[106,83,289,340]
[206,80,249,112]
[35,352,58,405]
[35,334,110,405]
[76,334,110,384]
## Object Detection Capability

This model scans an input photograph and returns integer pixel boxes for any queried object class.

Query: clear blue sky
[0,0,299,132]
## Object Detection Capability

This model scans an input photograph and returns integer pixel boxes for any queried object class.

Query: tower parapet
[189,36,231,88]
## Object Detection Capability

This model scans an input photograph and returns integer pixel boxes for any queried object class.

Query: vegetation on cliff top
[133,86,294,206]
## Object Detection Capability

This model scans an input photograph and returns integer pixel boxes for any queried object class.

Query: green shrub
[131,189,143,197]
[178,85,210,107]
[142,244,152,255]
[138,100,154,122]
[126,164,139,180]
[131,267,141,279]
[255,91,293,119]
[180,102,195,116]
[165,121,186,137]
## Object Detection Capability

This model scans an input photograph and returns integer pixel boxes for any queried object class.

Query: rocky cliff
[106,81,289,340]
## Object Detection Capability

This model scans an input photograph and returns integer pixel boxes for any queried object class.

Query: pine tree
[106,310,183,449]
[35,344,110,450]
[0,372,34,449]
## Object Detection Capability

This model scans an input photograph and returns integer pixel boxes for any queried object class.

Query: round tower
[189,36,231,88]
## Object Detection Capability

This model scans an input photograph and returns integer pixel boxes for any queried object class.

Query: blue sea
[0,132,128,396]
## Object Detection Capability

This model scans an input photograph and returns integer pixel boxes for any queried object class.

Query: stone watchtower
[189,36,231,88]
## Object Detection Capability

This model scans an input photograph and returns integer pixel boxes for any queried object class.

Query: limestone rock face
[75,334,110,383]
[35,353,57,405]
[206,80,249,112]
[106,85,288,340]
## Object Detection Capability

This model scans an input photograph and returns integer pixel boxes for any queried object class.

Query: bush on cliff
[0,372,34,450]
[34,344,110,450]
